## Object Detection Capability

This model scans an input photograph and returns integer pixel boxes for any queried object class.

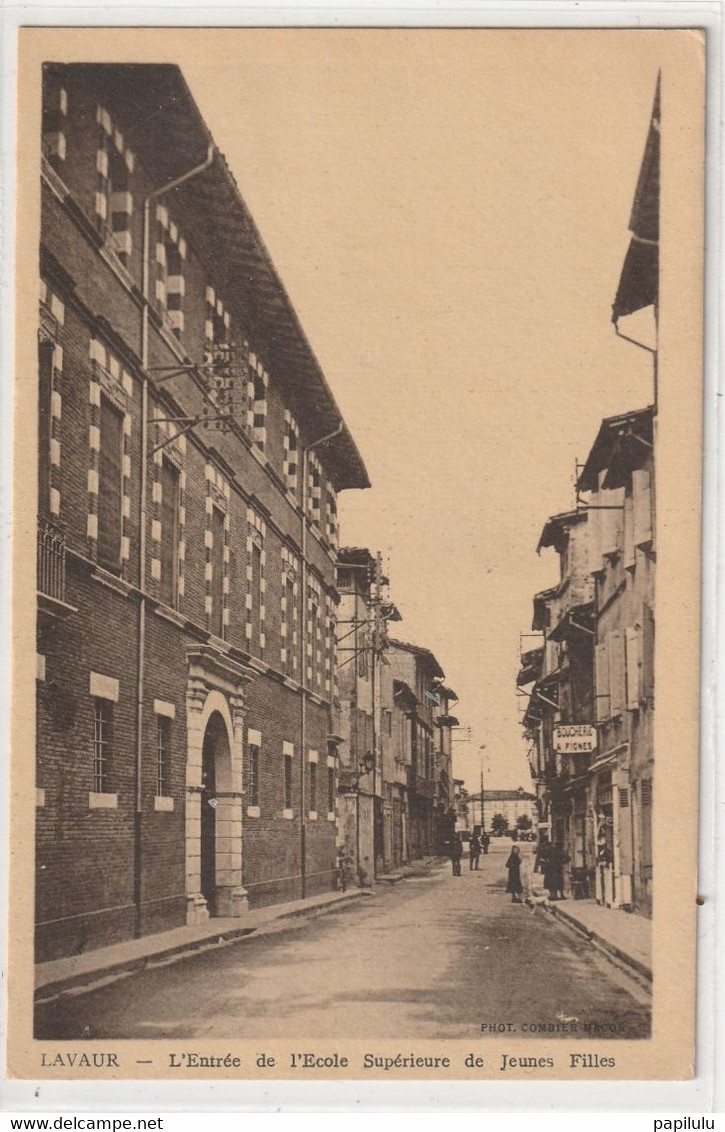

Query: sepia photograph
[9,26,704,1081]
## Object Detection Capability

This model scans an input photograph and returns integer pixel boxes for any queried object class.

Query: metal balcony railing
[37,519,66,604]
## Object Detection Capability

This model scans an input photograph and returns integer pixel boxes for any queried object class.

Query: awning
[548,603,595,642]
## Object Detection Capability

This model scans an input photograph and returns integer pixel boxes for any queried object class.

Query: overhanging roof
[537,509,587,555]
[66,64,369,492]
[577,407,654,494]
[389,638,445,680]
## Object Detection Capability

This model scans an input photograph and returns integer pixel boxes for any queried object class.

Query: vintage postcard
[8,26,704,1084]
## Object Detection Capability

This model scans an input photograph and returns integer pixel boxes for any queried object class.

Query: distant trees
[516,813,533,832]
[491,813,508,836]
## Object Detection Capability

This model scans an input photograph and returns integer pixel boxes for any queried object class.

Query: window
[160,458,180,607]
[93,700,112,793]
[284,753,293,811]
[327,766,335,813]
[210,506,225,638]
[248,742,260,809]
[98,396,123,570]
[156,716,172,796]
[309,761,318,814]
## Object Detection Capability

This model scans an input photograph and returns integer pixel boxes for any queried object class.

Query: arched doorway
[185,652,253,925]
[200,711,230,916]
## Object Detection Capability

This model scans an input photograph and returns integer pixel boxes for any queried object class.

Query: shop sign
[553,723,597,754]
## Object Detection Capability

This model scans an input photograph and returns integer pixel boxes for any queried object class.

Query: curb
[35,889,373,1002]
[536,899,652,984]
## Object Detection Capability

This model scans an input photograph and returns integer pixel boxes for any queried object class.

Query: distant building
[468,787,536,833]
[388,640,457,859]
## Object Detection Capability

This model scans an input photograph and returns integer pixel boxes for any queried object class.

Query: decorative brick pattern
[205,462,230,634]
[283,409,299,495]
[245,507,267,653]
[326,481,338,548]
[155,204,187,337]
[324,591,337,697]
[42,80,67,169]
[307,451,322,527]
[39,278,65,517]
[95,105,135,265]
[246,350,269,452]
[306,574,323,689]
[150,410,186,600]
[87,335,133,568]
[280,547,300,676]
[204,285,230,353]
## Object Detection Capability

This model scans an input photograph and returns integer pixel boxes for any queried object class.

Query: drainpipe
[300,420,344,899]
[134,144,215,936]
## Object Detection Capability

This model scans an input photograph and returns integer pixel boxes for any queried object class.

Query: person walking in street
[505,844,524,903]
[481,830,490,855]
[469,831,482,871]
[450,832,463,876]
[550,842,570,900]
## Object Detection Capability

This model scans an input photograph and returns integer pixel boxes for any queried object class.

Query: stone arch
[185,652,252,924]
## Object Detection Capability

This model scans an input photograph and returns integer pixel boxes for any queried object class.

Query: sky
[179,30,660,793]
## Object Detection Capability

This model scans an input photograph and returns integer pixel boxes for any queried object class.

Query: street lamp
[479,745,487,834]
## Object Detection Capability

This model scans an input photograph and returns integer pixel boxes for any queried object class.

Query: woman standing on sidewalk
[505,845,524,903]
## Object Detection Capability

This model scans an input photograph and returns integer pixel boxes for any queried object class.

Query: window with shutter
[623,493,636,570]
[625,624,642,710]
[642,604,655,702]
[159,458,180,608]
[587,494,603,574]
[595,640,610,721]
[98,396,123,570]
[608,630,625,716]
[633,468,653,548]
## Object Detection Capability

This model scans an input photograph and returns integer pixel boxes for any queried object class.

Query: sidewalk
[35,887,373,1001]
[376,854,446,884]
[535,895,652,982]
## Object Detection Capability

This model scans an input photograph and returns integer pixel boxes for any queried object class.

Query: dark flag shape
[612,74,660,322]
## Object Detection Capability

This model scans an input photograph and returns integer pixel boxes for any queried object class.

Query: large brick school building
[36,63,369,960]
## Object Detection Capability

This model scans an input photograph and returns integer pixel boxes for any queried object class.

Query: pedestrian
[450,832,463,876]
[469,831,482,870]
[505,844,524,903]
[481,830,490,855]
[551,842,570,900]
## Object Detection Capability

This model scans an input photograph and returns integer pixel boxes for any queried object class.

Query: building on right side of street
[519,407,655,917]
[577,406,655,916]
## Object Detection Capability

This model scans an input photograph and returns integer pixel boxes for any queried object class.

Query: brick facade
[36,63,369,960]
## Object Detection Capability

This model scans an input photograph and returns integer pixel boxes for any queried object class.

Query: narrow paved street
[36,843,650,1041]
